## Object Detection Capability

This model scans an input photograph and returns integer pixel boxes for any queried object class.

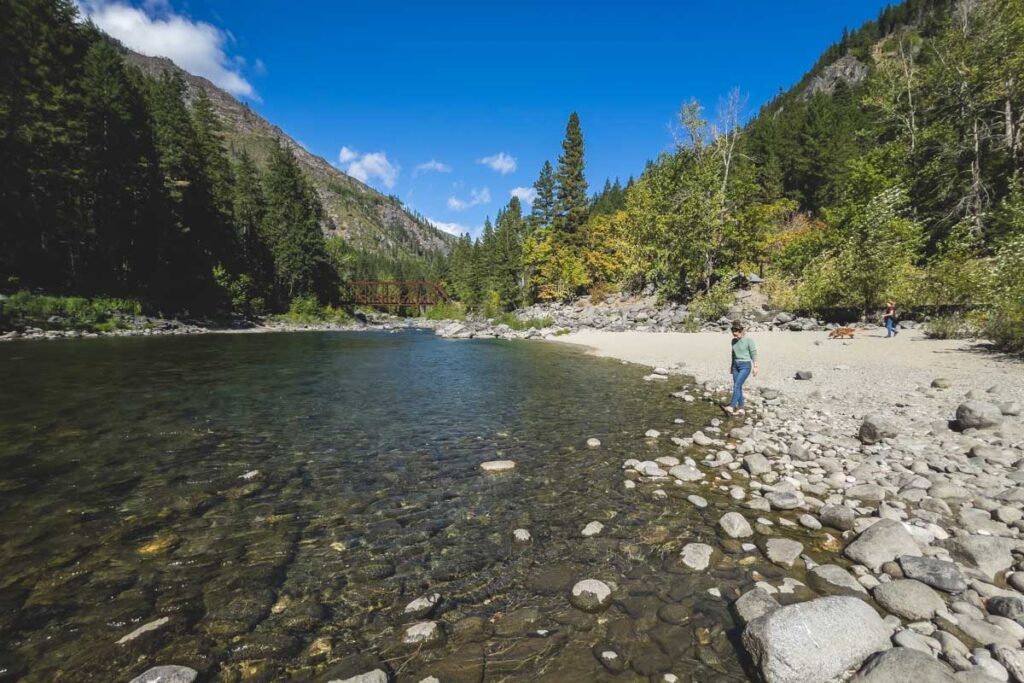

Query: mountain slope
[123,50,453,258]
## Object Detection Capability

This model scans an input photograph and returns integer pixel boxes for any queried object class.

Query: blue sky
[81,0,895,237]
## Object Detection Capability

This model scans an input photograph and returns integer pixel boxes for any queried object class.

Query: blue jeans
[885,317,896,337]
[731,361,752,409]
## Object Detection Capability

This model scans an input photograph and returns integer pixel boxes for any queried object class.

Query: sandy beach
[554,328,1024,417]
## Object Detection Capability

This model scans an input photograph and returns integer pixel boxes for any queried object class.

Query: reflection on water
[0,331,759,682]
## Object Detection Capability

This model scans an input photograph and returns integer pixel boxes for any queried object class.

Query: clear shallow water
[0,331,762,682]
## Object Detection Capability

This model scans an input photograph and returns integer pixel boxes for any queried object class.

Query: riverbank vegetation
[5,0,1024,351]
[441,0,1024,351]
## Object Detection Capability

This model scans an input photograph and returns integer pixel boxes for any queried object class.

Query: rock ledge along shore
[574,328,1024,682]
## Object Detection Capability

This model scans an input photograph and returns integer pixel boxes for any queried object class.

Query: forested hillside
[0,0,448,319]
[443,0,1024,350]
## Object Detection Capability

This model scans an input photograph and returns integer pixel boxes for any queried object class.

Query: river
[0,330,760,682]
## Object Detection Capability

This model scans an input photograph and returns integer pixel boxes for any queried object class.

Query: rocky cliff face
[804,54,869,98]
[123,51,452,257]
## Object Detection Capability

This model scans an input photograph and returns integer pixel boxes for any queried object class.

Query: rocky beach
[548,326,1024,682]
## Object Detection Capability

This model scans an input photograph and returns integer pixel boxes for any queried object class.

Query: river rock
[850,647,957,682]
[795,371,814,380]
[898,556,967,594]
[693,431,713,446]
[872,579,946,620]
[765,490,803,510]
[764,538,804,568]
[987,596,1024,623]
[680,543,715,571]
[480,460,515,472]
[403,621,443,648]
[570,579,612,612]
[957,402,1004,430]
[586,438,601,448]
[734,587,781,625]
[404,593,440,618]
[808,564,868,597]
[932,378,952,389]
[820,504,856,531]
[720,512,754,538]
[859,414,900,445]
[939,536,1015,581]
[744,453,772,476]
[117,617,170,645]
[669,464,704,482]
[581,521,604,537]
[992,646,1024,683]
[513,528,531,543]
[844,519,922,571]
[742,596,892,683]
[128,667,199,683]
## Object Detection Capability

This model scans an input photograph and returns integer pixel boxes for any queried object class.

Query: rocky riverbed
[576,331,1024,682]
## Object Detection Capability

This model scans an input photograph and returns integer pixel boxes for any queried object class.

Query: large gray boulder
[872,579,945,620]
[850,647,957,682]
[897,555,967,594]
[938,535,1015,581]
[859,414,899,445]
[844,519,922,571]
[742,596,892,683]
[956,401,1004,430]
[808,564,868,597]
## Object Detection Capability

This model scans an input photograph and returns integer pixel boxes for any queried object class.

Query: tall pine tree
[554,112,588,237]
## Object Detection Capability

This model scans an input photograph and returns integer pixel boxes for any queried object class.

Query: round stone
[513,528,531,542]
[403,620,444,647]
[480,460,515,472]
[570,579,612,612]
[586,438,601,448]
[581,521,604,537]
[680,543,715,571]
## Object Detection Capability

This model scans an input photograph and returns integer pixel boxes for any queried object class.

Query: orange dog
[828,327,856,339]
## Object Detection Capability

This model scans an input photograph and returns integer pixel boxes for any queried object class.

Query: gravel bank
[555,328,1024,682]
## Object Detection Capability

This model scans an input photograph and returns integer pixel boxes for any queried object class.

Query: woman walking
[883,301,898,337]
[724,321,758,416]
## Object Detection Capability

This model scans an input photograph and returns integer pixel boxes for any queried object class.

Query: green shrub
[482,290,503,319]
[425,302,466,321]
[280,294,323,323]
[924,313,978,340]
[688,280,733,322]
[0,291,142,330]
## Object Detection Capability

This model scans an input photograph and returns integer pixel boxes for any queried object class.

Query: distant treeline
[0,0,442,318]
[440,0,1024,351]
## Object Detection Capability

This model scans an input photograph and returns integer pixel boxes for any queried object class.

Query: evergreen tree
[232,151,272,298]
[554,112,588,236]
[529,160,556,230]
[80,39,162,292]
[262,141,332,302]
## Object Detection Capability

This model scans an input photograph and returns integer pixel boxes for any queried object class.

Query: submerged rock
[128,666,199,683]
[680,543,715,571]
[570,579,612,612]
[581,521,604,537]
[402,621,444,648]
[719,512,753,539]
[480,460,515,472]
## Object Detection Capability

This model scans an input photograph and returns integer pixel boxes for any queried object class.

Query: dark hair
[731,321,744,333]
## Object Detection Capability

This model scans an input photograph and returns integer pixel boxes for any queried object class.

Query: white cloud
[339,147,399,189]
[78,1,257,98]
[447,187,490,211]
[510,187,537,205]
[339,146,359,163]
[414,159,452,175]
[428,218,470,236]
[478,152,517,175]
